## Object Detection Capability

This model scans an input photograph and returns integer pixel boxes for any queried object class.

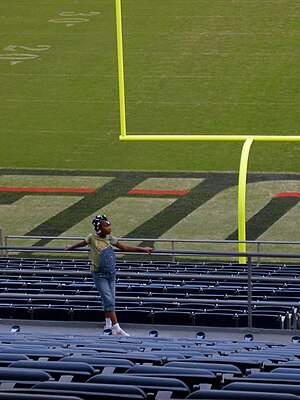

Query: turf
[1,0,299,172]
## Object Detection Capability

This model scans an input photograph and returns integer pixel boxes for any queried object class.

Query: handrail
[0,227,3,257]
[5,234,300,245]
[4,234,300,248]
[1,245,299,259]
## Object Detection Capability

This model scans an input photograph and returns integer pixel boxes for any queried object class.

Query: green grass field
[1,0,299,172]
[0,1,299,256]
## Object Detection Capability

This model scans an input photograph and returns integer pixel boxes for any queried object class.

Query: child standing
[65,214,154,336]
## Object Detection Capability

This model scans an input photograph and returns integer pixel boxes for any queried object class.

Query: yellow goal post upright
[115,0,300,264]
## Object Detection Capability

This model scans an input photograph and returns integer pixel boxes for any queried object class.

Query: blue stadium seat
[125,364,219,389]
[9,360,95,382]
[31,381,147,400]
[59,356,134,372]
[187,389,299,399]
[87,374,191,398]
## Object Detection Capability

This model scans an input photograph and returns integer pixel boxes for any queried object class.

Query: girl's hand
[143,247,154,254]
[64,245,73,251]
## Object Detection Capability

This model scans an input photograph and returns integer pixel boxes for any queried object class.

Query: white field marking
[2,99,117,103]
[0,53,38,66]
[2,99,298,107]
[0,53,38,60]
[0,31,297,36]
[3,129,299,138]
[49,11,100,27]
[0,74,119,77]
[4,45,51,52]
[0,33,106,35]
[0,73,296,80]
[1,130,115,136]
[123,32,299,36]
[125,51,297,55]
[0,45,50,65]
[134,101,299,107]
[122,15,298,18]
[49,18,89,27]
[59,12,100,17]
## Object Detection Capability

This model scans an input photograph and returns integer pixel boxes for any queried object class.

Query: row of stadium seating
[0,331,299,399]
[0,257,299,329]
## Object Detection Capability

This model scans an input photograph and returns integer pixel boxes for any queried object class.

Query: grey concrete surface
[0,319,299,344]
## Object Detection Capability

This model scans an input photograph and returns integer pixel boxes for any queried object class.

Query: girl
[65,214,154,336]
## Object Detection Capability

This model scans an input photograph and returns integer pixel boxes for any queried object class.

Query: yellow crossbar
[120,135,300,142]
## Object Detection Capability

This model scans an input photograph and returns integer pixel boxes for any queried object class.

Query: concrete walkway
[0,319,299,344]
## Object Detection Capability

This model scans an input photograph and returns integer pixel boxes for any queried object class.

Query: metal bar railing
[1,245,300,259]
[0,227,3,257]
[247,255,252,328]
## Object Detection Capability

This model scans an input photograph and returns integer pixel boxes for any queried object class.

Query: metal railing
[2,232,300,262]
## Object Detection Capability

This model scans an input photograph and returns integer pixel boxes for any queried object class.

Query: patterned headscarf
[92,214,108,232]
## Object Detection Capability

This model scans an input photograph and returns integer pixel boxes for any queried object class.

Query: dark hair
[92,214,108,232]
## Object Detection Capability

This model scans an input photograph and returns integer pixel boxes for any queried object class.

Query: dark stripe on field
[227,197,299,241]
[24,174,149,247]
[0,193,25,205]
[127,174,238,247]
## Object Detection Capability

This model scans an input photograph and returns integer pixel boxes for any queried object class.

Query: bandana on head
[92,214,108,232]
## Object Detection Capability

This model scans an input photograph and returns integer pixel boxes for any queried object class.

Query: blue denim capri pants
[92,271,116,311]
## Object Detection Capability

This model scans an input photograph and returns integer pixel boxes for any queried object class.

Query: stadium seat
[0,394,84,400]
[0,348,67,361]
[30,381,147,400]
[125,365,220,389]
[86,374,191,398]
[165,361,243,376]
[186,389,299,399]
[223,382,300,396]
[0,353,30,367]
[60,356,134,371]
[0,367,51,385]
[9,360,95,382]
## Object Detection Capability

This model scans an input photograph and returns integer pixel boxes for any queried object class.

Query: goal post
[115,0,300,263]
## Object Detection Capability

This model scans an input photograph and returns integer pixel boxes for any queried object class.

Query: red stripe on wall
[128,189,189,196]
[274,192,300,198]
[0,187,96,193]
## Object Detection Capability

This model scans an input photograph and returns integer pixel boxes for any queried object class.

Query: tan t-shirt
[86,233,118,272]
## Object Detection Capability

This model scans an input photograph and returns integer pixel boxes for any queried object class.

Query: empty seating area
[0,332,299,399]
[0,256,300,329]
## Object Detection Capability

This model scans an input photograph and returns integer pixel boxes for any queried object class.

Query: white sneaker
[103,327,112,335]
[111,327,130,336]
[104,325,112,330]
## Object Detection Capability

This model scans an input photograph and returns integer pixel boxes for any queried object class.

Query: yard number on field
[0,45,51,65]
[49,12,100,27]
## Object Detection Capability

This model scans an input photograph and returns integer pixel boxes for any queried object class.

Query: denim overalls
[92,235,116,311]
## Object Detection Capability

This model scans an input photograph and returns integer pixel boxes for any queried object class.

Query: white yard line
[2,99,298,107]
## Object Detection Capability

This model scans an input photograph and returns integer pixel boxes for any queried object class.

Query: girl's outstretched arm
[65,240,88,251]
[116,241,154,254]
